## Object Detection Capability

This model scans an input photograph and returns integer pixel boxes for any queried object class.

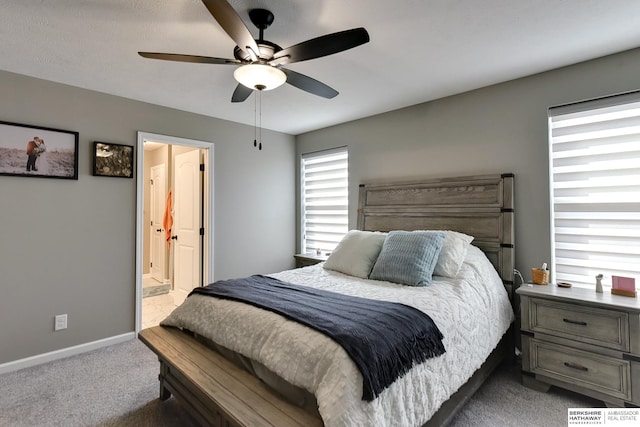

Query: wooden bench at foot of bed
[138,325,323,427]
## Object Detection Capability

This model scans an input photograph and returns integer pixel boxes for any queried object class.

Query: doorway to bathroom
[135,132,214,332]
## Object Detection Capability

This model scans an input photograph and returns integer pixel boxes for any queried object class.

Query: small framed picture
[0,120,79,180]
[93,141,134,178]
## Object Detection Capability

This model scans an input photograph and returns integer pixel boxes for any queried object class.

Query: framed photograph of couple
[0,120,79,180]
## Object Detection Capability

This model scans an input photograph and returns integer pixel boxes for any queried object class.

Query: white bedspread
[161,245,514,426]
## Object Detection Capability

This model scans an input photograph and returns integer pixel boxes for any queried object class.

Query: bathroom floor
[142,291,180,329]
[142,277,180,329]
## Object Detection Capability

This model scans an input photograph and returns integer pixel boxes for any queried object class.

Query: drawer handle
[564,362,589,372]
[563,318,587,326]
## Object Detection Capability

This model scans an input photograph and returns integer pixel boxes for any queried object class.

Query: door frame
[135,131,215,333]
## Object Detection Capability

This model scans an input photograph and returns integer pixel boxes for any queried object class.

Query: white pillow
[323,230,387,278]
[433,230,474,278]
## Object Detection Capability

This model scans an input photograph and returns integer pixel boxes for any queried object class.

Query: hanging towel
[163,189,173,248]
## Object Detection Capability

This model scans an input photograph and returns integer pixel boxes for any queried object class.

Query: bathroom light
[233,64,286,91]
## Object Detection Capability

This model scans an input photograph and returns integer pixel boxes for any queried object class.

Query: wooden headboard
[357,173,515,297]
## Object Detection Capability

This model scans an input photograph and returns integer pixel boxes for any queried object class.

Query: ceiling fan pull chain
[258,90,263,150]
[253,90,257,148]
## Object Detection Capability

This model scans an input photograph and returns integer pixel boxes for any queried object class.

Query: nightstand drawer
[526,297,629,351]
[528,339,631,400]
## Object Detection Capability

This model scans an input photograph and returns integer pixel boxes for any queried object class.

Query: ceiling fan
[138,0,370,103]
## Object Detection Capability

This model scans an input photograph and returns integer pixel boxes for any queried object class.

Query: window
[548,92,640,288]
[300,147,348,255]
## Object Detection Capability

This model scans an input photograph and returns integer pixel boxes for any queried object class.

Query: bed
[139,173,516,427]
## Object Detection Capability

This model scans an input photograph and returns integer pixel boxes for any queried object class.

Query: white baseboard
[0,332,135,375]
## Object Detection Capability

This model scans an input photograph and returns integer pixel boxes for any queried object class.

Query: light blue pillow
[369,231,446,286]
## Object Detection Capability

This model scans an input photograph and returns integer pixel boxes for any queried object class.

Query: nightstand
[517,284,640,407]
[294,253,328,268]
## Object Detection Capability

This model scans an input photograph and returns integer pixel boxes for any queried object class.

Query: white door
[150,164,166,283]
[174,149,201,303]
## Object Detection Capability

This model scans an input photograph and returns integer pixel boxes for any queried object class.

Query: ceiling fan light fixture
[234,64,286,91]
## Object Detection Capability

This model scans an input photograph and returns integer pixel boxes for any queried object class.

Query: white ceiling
[2,0,640,135]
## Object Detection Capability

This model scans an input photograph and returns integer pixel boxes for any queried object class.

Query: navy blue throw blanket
[189,275,446,401]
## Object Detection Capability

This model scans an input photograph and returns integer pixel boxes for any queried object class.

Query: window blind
[549,93,640,288]
[301,147,348,254]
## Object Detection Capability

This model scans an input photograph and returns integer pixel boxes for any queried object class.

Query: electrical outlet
[54,314,67,331]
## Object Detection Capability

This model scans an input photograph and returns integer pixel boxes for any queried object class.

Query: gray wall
[296,47,640,280]
[0,70,295,364]
[3,47,640,366]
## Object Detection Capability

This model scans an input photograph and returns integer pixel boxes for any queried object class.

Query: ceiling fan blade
[281,68,338,99]
[201,0,261,59]
[231,83,253,103]
[138,52,240,65]
[272,28,369,65]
